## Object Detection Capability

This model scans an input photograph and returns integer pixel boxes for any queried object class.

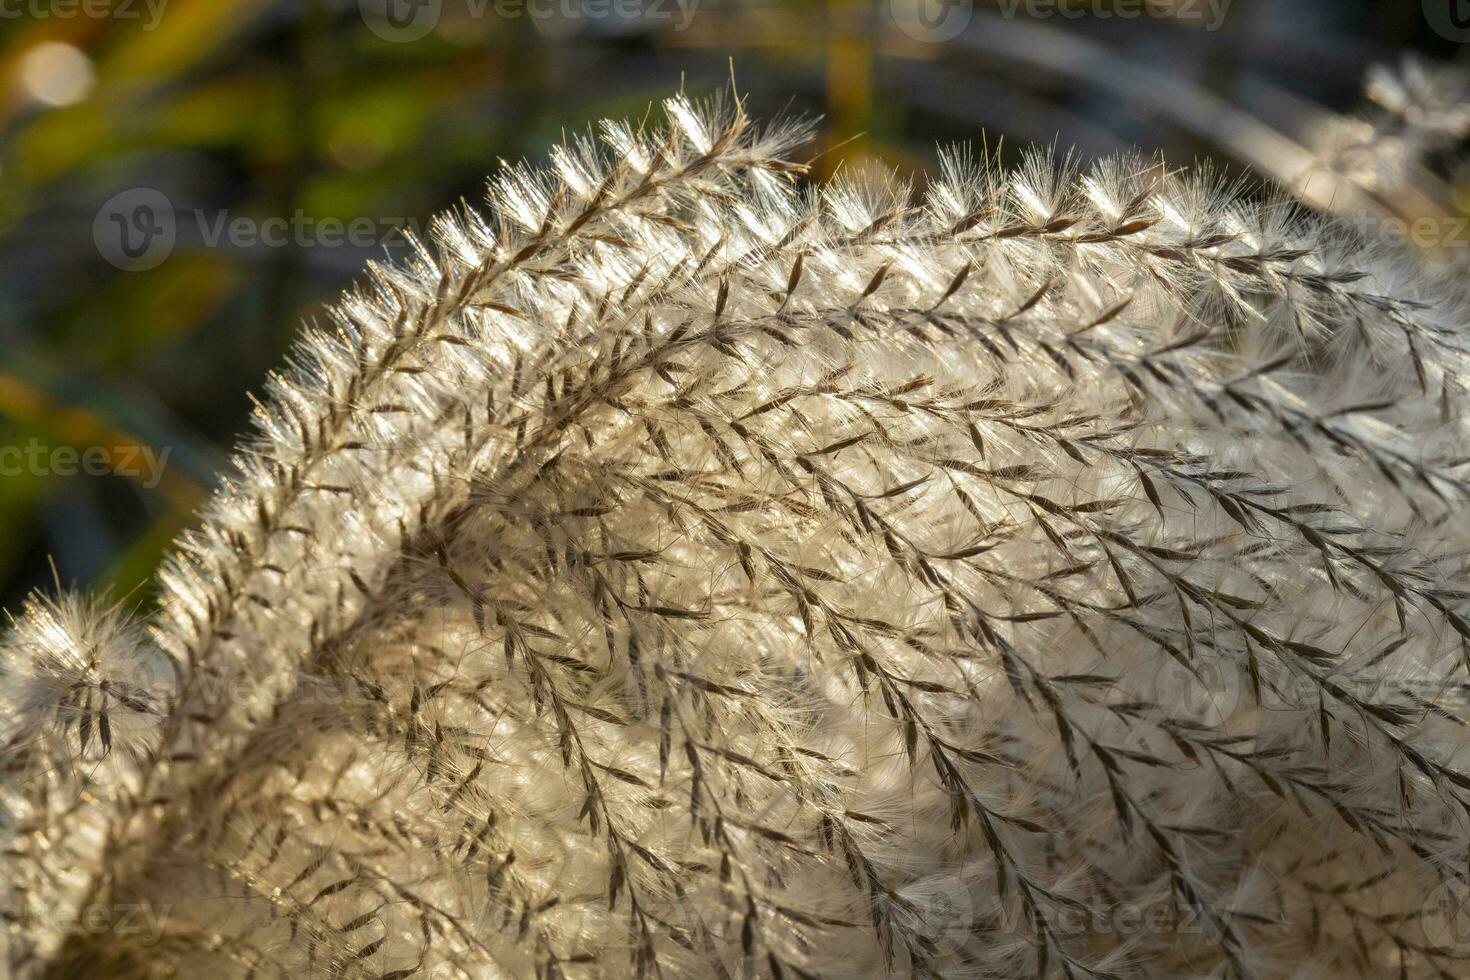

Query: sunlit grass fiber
[3,91,1469,979]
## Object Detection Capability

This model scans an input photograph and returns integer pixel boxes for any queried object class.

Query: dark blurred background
[0,0,1460,609]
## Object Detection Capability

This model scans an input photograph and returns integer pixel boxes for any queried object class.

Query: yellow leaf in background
[97,0,271,84]
[87,253,243,361]
[12,101,111,183]
[154,74,289,147]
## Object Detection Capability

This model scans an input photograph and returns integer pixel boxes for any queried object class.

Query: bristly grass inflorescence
[2,88,1469,979]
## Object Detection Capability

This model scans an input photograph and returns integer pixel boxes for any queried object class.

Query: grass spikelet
[3,87,1469,980]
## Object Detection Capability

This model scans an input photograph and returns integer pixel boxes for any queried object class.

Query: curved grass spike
[3,89,1470,979]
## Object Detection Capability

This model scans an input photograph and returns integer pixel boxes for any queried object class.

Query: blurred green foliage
[0,0,1446,610]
